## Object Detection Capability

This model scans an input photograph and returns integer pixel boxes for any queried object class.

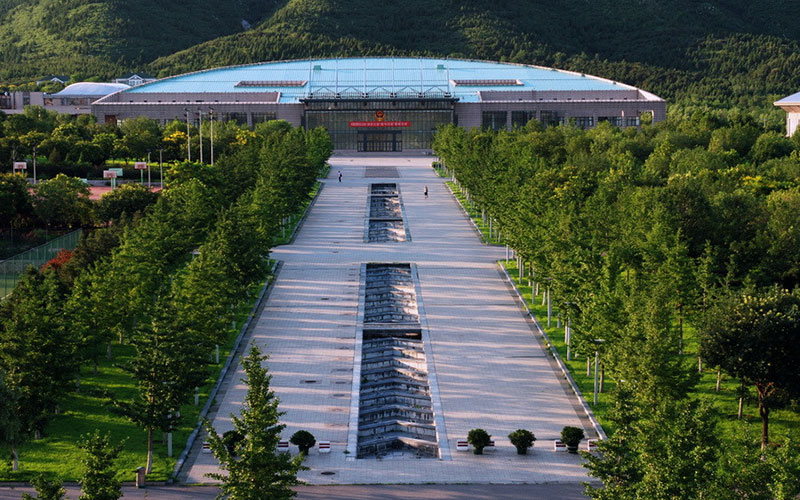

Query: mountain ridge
[2,0,800,105]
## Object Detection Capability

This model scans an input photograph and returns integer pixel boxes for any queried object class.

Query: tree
[701,286,800,449]
[95,183,158,222]
[633,398,718,500]
[204,345,305,500]
[0,269,78,444]
[0,370,22,471]
[584,383,642,500]
[118,117,160,160]
[751,131,794,164]
[112,305,208,473]
[79,431,124,500]
[21,474,66,500]
[33,174,92,228]
[714,429,800,500]
[0,172,33,229]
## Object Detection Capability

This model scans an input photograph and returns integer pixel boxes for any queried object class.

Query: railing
[0,229,82,298]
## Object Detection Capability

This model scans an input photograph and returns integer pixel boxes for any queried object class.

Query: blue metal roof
[125,57,631,103]
[775,91,800,105]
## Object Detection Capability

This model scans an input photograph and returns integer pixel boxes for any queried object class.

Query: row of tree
[432,112,800,498]
[0,106,259,175]
[0,173,159,235]
[0,120,331,475]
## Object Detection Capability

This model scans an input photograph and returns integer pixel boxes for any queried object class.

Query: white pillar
[566,320,571,361]
[593,352,599,405]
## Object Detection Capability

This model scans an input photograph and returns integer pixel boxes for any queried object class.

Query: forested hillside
[0,0,282,81]
[149,0,800,106]
[3,0,800,105]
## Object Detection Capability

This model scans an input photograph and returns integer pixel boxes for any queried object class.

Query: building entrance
[357,131,403,152]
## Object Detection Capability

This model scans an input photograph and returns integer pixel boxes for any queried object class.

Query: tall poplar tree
[112,301,208,473]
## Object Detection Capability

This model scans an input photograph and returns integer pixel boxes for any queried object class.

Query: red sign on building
[349,121,411,128]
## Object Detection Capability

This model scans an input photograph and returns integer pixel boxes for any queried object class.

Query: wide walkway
[183,154,590,485]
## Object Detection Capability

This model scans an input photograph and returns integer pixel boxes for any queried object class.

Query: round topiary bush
[508,429,536,455]
[561,426,585,454]
[290,430,316,455]
[467,428,491,455]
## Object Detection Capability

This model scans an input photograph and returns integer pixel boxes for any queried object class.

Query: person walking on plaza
[424,185,428,198]
[338,170,342,182]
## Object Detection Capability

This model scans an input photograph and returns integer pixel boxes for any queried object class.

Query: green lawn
[0,188,317,482]
[444,181,502,245]
[272,181,321,246]
[501,258,800,443]
[0,279,264,482]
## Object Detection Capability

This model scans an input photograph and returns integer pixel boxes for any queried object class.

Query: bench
[553,440,567,452]
[277,440,289,452]
[318,441,331,454]
[457,439,495,451]
[585,439,599,452]
[202,442,211,453]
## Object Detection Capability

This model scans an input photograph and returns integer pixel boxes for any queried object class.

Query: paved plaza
[181,154,592,485]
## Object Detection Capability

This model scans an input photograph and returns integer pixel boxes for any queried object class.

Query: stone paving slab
[183,153,590,485]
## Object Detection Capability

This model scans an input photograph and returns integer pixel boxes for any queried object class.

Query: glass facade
[482,111,508,131]
[511,110,536,128]
[304,100,454,150]
[539,111,563,127]
[221,112,248,126]
[570,116,594,129]
[252,112,277,125]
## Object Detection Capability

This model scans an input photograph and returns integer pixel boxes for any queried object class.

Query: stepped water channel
[367,183,408,242]
[357,263,439,458]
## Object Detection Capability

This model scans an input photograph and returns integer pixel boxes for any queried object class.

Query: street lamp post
[198,110,203,164]
[184,108,191,162]
[147,150,151,187]
[209,107,214,166]
[32,144,37,185]
[592,339,605,405]
[158,147,164,190]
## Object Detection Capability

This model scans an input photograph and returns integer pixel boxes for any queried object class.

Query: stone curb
[497,264,607,441]
[171,262,279,481]
[442,182,502,246]
[286,181,325,244]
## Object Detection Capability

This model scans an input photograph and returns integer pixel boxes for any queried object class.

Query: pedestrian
[338,170,342,182]
[424,185,428,198]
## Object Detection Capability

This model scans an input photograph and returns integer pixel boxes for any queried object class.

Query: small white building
[36,75,70,86]
[114,73,157,87]
[774,91,800,136]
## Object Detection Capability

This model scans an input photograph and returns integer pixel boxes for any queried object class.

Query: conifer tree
[205,345,305,500]
[78,431,124,500]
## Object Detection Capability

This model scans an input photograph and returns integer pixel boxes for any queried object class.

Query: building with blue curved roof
[93,57,665,151]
